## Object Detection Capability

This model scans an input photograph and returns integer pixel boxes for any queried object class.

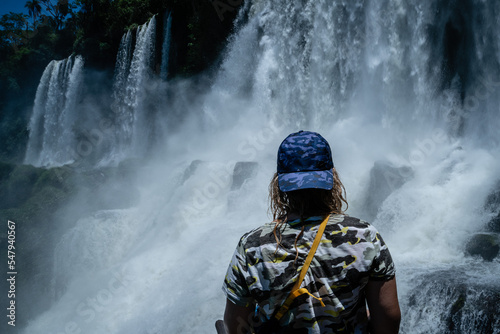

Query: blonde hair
[268,169,348,262]
[269,168,348,220]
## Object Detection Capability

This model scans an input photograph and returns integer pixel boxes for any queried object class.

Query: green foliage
[34,168,71,191]
[0,116,29,163]
[25,0,43,28]
[0,12,30,49]
[40,0,76,30]
[183,20,201,74]
[0,163,77,223]
[24,184,68,214]
[0,12,29,31]
[7,77,20,92]
[0,164,43,209]
[171,0,241,77]
[0,161,15,182]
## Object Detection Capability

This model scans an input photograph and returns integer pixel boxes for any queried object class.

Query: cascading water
[22,0,500,333]
[110,29,134,163]
[24,55,84,167]
[161,10,172,81]
[112,30,133,122]
[111,16,157,161]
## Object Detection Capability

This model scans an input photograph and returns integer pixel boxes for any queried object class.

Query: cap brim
[278,170,334,192]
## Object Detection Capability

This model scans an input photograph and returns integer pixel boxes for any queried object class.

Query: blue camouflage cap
[277,130,334,192]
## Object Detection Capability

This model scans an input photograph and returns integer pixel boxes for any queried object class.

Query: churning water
[22,0,500,333]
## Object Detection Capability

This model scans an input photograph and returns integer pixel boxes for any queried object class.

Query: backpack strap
[274,214,330,321]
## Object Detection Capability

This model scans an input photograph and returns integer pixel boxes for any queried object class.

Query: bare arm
[366,277,401,334]
[223,298,255,334]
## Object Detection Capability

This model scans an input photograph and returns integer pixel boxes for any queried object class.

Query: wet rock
[364,161,413,221]
[228,162,259,211]
[488,215,500,233]
[484,181,500,233]
[465,232,500,261]
[404,270,500,334]
[117,158,143,177]
[447,289,467,333]
[231,162,259,190]
[181,160,203,183]
[0,164,44,209]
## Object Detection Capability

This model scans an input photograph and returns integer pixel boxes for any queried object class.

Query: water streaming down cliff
[161,11,172,81]
[22,0,500,333]
[24,16,160,168]
[24,55,85,167]
[110,16,158,162]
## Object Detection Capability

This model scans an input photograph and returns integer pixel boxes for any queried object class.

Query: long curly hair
[269,168,348,220]
[268,168,348,262]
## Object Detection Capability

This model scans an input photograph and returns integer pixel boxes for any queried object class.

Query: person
[221,130,401,334]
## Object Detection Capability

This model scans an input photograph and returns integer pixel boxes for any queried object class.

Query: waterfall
[161,10,172,81]
[24,55,84,167]
[112,30,133,113]
[22,1,500,333]
[110,16,157,161]
[24,17,159,167]
[109,30,134,163]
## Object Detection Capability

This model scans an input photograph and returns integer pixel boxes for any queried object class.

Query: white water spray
[24,55,84,167]
[108,16,158,163]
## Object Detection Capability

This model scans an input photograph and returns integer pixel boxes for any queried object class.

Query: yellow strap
[274,215,330,320]
[295,288,326,307]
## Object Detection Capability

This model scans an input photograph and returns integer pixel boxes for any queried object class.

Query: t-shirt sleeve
[221,237,254,307]
[368,228,396,281]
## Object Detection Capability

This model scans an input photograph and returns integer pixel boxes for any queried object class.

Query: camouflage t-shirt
[222,214,395,333]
